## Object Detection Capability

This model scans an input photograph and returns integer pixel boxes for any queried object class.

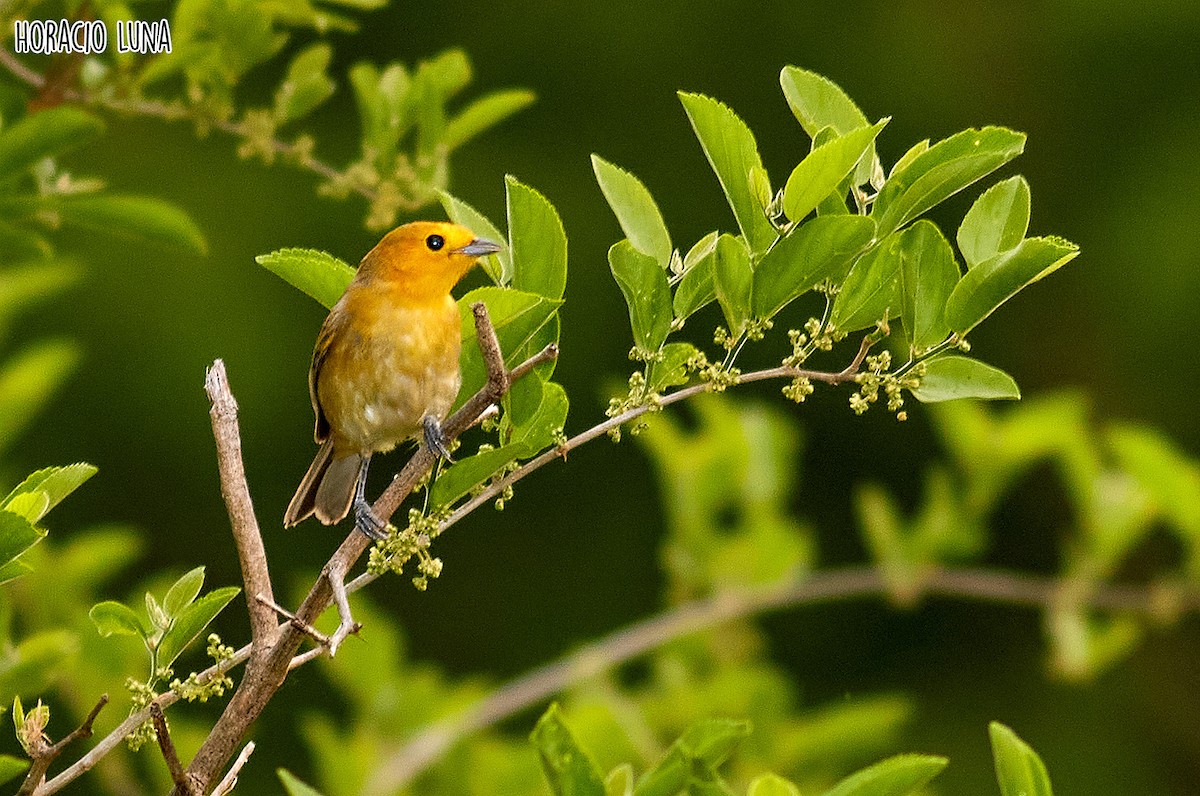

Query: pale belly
[319,298,461,454]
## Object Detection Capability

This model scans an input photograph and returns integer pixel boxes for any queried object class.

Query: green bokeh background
[10,0,1200,791]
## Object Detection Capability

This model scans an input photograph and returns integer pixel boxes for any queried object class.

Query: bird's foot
[423,415,454,462]
[353,497,388,541]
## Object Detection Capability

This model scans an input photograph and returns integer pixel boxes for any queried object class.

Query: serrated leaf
[872,127,1027,237]
[609,240,672,354]
[678,92,777,254]
[823,754,949,796]
[910,356,1020,403]
[830,234,903,332]
[2,463,97,522]
[592,155,673,267]
[146,592,170,631]
[0,754,28,786]
[56,195,207,255]
[455,287,560,410]
[256,248,355,309]
[507,176,567,300]
[445,89,535,151]
[990,723,1053,796]
[957,175,1031,267]
[752,214,876,319]
[163,566,205,617]
[712,234,753,337]
[0,509,43,568]
[889,139,929,179]
[779,67,877,185]
[0,108,105,183]
[157,586,239,669]
[274,43,336,124]
[1,493,47,525]
[532,704,606,796]
[749,773,802,796]
[438,191,510,284]
[674,240,718,321]
[896,220,959,353]
[89,600,147,639]
[783,120,888,222]
[277,769,328,796]
[944,236,1079,334]
[0,339,79,455]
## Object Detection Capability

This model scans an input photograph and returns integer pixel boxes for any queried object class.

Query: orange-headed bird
[284,221,500,538]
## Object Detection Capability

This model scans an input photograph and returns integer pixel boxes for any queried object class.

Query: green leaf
[438,191,510,284]
[673,236,719,321]
[712,235,753,337]
[274,43,336,124]
[872,127,1027,237]
[0,754,28,786]
[507,176,568,300]
[349,61,409,166]
[0,509,43,568]
[957,175,1031,268]
[783,120,888,222]
[889,139,929,179]
[0,631,74,701]
[823,754,949,796]
[910,356,1020,403]
[532,704,606,796]
[163,566,206,617]
[445,89,535,151]
[456,287,561,409]
[89,600,147,639]
[748,773,802,796]
[431,444,522,507]
[678,92,777,254]
[1106,425,1200,550]
[779,67,877,185]
[990,723,1053,796]
[156,586,240,669]
[0,560,33,586]
[2,463,97,522]
[830,234,903,332]
[0,261,80,327]
[896,221,959,352]
[256,248,355,309]
[606,764,634,796]
[648,342,699,392]
[0,108,105,183]
[752,215,876,319]
[609,240,672,354]
[635,717,751,796]
[592,155,673,267]
[56,195,207,255]
[510,380,569,454]
[278,769,328,796]
[0,339,79,454]
[944,236,1079,334]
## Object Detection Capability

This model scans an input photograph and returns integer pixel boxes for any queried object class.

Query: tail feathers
[285,442,366,527]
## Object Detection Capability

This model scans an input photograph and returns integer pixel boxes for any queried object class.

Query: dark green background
[12,0,1200,791]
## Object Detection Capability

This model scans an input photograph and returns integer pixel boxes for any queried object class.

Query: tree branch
[150,705,199,796]
[17,695,108,796]
[365,566,1200,791]
[205,360,279,657]
[210,742,256,796]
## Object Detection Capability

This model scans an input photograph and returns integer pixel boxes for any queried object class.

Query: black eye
[426,234,445,251]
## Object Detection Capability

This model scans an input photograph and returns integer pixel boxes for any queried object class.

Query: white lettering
[116,19,171,54]
[11,19,110,54]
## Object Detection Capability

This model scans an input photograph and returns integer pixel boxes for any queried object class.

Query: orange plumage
[284,221,499,538]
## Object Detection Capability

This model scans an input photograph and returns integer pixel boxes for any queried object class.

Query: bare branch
[150,705,199,796]
[325,561,361,656]
[206,360,279,654]
[210,742,256,796]
[255,594,329,646]
[18,695,108,796]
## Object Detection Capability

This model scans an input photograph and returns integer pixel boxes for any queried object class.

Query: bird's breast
[319,292,462,454]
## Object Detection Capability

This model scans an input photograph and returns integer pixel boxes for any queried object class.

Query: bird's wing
[309,311,341,443]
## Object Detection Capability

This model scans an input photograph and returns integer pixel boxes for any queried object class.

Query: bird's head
[358,221,501,301]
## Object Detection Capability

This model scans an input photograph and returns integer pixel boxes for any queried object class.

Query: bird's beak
[454,238,503,257]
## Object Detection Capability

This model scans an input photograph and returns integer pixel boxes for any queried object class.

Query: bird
[284,221,501,539]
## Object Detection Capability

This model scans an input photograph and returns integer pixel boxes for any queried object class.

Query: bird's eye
[425,234,445,251]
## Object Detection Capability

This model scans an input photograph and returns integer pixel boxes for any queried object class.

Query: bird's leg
[352,457,388,540]
[422,415,454,462]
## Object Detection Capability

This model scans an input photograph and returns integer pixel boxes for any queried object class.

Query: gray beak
[455,238,502,256]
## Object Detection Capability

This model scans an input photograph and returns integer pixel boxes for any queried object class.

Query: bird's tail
[284,441,367,527]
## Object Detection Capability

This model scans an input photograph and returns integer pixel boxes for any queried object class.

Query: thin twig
[255,594,329,646]
[150,704,199,796]
[206,361,279,658]
[210,742,256,796]
[325,561,361,655]
[17,695,108,796]
[365,566,1200,791]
